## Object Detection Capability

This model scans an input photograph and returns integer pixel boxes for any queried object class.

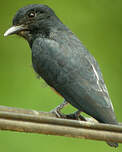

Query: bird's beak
[4,25,27,37]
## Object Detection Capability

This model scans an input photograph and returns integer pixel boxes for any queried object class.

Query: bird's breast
[32,48,73,88]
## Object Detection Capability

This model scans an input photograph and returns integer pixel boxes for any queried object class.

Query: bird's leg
[50,100,69,118]
[51,101,86,121]
[66,110,86,121]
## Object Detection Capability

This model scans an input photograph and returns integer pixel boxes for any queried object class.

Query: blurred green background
[0,0,121,151]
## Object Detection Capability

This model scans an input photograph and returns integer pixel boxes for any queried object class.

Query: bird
[4,4,118,147]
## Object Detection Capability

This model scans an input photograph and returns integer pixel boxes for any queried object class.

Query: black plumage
[4,4,118,147]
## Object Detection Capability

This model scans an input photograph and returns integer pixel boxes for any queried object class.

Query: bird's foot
[51,105,86,121]
[50,100,68,118]
[51,101,86,121]
[66,110,86,121]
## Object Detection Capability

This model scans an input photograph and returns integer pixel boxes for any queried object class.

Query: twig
[0,105,122,143]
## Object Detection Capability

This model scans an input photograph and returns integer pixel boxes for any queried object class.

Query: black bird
[4,4,118,147]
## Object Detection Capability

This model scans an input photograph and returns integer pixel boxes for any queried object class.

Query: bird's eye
[28,12,36,18]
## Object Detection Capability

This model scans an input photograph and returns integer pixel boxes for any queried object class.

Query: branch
[0,105,122,143]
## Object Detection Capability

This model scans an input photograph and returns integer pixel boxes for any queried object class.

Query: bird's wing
[57,32,113,106]
[62,32,114,110]
[78,51,114,109]
[32,36,114,111]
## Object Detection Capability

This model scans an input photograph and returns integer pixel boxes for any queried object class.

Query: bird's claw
[50,100,68,118]
[51,108,86,121]
[50,108,67,118]
[66,111,86,121]
[50,101,86,121]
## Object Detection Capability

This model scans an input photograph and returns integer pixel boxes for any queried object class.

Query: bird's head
[4,4,61,43]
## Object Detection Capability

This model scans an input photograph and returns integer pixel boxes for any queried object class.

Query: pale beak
[4,25,27,37]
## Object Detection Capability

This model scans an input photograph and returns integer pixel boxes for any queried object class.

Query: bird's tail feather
[101,117,119,148]
[107,142,118,148]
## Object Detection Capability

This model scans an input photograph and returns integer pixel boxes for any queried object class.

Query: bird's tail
[100,116,119,148]
[106,121,119,148]
[107,142,118,148]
